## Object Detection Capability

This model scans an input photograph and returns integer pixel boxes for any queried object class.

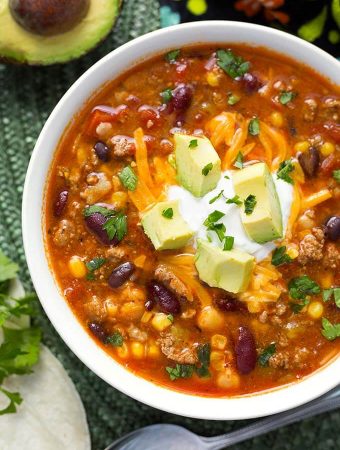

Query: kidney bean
[320,153,337,176]
[94,141,110,162]
[241,73,262,93]
[298,146,320,178]
[88,321,107,342]
[215,295,243,312]
[85,212,118,246]
[170,83,193,111]
[54,190,68,217]
[108,262,136,288]
[235,326,257,375]
[148,281,181,315]
[325,216,340,241]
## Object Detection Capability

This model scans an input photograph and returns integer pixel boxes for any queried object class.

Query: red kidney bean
[54,190,68,217]
[94,141,110,162]
[170,83,193,111]
[85,212,118,246]
[235,326,257,375]
[88,321,107,342]
[148,281,181,315]
[215,296,243,312]
[320,153,337,176]
[298,146,320,178]
[241,73,262,93]
[325,216,340,241]
[108,262,136,288]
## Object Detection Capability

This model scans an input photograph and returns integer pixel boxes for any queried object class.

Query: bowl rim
[22,20,340,420]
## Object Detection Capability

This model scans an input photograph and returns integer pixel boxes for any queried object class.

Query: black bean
[215,296,243,312]
[325,216,340,241]
[148,281,181,315]
[298,146,320,178]
[94,141,110,162]
[235,326,257,375]
[54,190,68,217]
[88,322,107,342]
[170,83,193,111]
[108,262,136,288]
[241,73,262,93]
[85,212,118,246]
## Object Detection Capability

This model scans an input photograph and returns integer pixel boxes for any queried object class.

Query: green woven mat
[0,2,339,449]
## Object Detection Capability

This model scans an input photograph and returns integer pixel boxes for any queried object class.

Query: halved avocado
[0,0,121,65]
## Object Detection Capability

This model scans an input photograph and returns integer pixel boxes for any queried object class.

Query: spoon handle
[202,387,340,450]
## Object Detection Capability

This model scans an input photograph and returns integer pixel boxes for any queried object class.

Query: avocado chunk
[232,163,283,244]
[195,240,254,294]
[0,0,120,65]
[174,134,221,197]
[141,200,194,251]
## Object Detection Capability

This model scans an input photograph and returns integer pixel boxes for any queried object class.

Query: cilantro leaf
[322,288,340,308]
[167,314,174,323]
[83,205,114,218]
[165,49,180,63]
[271,246,293,266]
[0,251,18,284]
[102,213,127,241]
[227,93,240,105]
[233,152,243,169]
[288,275,320,300]
[204,210,225,226]
[244,195,257,215]
[209,190,224,204]
[0,388,22,416]
[189,139,198,149]
[204,211,226,242]
[162,208,173,219]
[106,331,124,347]
[166,363,194,381]
[86,257,106,280]
[279,91,297,105]
[160,87,173,104]
[258,343,276,367]
[223,236,234,251]
[216,49,250,79]
[196,343,211,378]
[290,298,310,314]
[202,162,213,176]
[277,159,295,184]
[321,318,340,341]
[333,170,340,183]
[226,195,242,206]
[248,117,260,136]
[118,166,138,191]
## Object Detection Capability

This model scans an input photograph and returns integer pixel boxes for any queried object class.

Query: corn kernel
[286,247,299,259]
[210,351,225,371]
[211,334,227,350]
[320,272,334,289]
[116,343,129,359]
[197,306,224,331]
[151,313,172,331]
[247,301,262,313]
[141,311,153,323]
[77,146,87,164]
[294,141,309,153]
[308,301,324,320]
[320,142,335,156]
[147,344,161,359]
[270,111,284,128]
[68,256,87,278]
[111,191,128,210]
[216,368,240,389]
[130,341,145,359]
[206,71,220,87]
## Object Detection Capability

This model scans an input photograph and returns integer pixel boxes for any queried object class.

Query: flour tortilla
[0,280,91,450]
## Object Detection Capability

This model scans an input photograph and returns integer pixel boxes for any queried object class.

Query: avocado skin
[0,0,122,66]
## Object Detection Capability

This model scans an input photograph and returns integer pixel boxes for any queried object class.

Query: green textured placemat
[0,2,339,449]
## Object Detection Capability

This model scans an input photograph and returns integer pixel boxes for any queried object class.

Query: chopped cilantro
[204,211,225,225]
[224,175,230,180]
[288,275,320,301]
[202,162,213,176]
[279,91,297,105]
[209,190,224,204]
[233,152,243,169]
[290,298,310,314]
[322,288,340,308]
[118,166,138,191]
[271,246,293,266]
[106,331,124,347]
[204,211,226,241]
[216,49,250,79]
[227,93,240,105]
[83,205,114,218]
[86,257,106,280]
[0,388,22,416]
[321,318,340,341]
[165,49,180,63]
[258,343,276,367]
[226,195,243,206]
[189,139,198,148]
[160,87,173,104]
[102,213,127,242]
[244,194,257,215]
[162,208,174,219]
[333,170,340,183]
[277,159,295,184]
[248,117,260,136]
[223,236,234,251]
[166,363,194,381]
[167,314,174,323]
[323,289,334,302]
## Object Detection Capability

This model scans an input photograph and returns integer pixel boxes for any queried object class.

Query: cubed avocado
[174,134,221,197]
[232,163,283,244]
[141,200,194,251]
[195,240,254,293]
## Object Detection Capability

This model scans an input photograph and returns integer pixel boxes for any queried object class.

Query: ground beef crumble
[298,227,325,265]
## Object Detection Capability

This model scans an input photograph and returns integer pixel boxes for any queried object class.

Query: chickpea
[197,306,225,331]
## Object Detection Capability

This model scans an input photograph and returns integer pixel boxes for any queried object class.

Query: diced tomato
[85,105,129,137]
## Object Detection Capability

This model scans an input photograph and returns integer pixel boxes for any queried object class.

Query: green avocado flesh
[0,0,120,65]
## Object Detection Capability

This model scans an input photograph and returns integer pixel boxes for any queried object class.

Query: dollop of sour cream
[167,170,293,261]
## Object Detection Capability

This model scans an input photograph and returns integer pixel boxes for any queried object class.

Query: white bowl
[22,21,340,420]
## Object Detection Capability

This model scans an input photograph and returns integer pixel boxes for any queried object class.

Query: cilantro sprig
[321,318,340,341]
[271,246,293,267]
[118,166,138,191]
[258,343,276,367]
[166,343,211,381]
[204,210,226,242]
[216,49,250,79]
[277,159,295,184]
